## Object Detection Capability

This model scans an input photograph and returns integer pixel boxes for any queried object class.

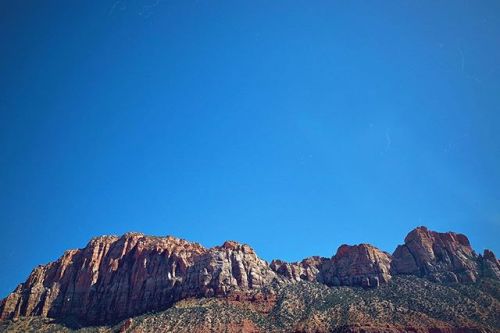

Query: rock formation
[0,233,278,324]
[1,226,499,327]
[479,249,500,279]
[271,244,392,288]
[391,226,481,283]
[320,244,392,287]
[270,256,325,282]
[185,240,278,297]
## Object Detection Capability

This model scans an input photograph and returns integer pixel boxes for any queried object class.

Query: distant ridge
[0,226,499,332]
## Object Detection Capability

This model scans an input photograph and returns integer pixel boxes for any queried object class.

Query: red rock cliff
[392,226,483,283]
[0,233,278,324]
[320,243,392,287]
[1,227,498,326]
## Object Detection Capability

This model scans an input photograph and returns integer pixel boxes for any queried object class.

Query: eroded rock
[392,226,480,283]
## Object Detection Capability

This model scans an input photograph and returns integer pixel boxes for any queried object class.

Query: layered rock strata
[1,226,498,325]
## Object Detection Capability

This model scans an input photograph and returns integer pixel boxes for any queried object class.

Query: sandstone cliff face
[392,226,481,283]
[184,240,279,297]
[320,244,392,287]
[270,245,392,288]
[0,234,278,324]
[3,274,499,333]
[270,256,325,282]
[1,226,499,327]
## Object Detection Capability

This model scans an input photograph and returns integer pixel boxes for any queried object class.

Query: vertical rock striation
[270,256,326,282]
[0,234,278,324]
[1,226,499,326]
[185,240,279,297]
[391,226,481,283]
[320,244,392,287]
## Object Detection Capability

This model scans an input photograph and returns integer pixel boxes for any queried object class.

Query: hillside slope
[1,277,499,332]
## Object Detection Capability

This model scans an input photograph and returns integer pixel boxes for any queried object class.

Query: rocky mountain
[0,233,279,325]
[0,227,499,332]
[320,243,392,288]
[392,226,484,283]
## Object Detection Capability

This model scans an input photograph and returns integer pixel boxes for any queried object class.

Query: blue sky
[1,1,499,297]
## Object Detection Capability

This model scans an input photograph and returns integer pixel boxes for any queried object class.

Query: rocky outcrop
[1,226,499,327]
[479,249,500,280]
[185,240,279,297]
[270,246,393,288]
[392,226,480,283]
[0,234,278,325]
[320,244,392,287]
[270,256,325,282]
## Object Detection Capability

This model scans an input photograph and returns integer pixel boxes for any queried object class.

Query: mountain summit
[1,227,499,332]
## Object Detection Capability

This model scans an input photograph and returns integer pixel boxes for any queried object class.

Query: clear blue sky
[1,1,499,297]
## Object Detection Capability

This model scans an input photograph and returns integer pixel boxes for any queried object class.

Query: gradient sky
[1,1,499,297]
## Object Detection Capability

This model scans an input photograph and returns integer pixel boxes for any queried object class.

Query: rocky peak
[480,249,500,279]
[405,226,473,249]
[220,240,240,250]
[320,243,392,287]
[1,227,498,326]
[187,241,277,298]
[392,226,479,282]
[483,249,497,261]
[0,234,278,325]
[217,240,255,255]
[270,256,326,282]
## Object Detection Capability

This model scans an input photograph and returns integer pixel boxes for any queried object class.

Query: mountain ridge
[1,226,499,332]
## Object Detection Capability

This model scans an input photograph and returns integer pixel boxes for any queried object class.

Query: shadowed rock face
[391,226,482,283]
[480,249,500,279]
[1,226,499,326]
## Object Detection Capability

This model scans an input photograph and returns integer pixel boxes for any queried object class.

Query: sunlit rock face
[1,226,499,326]
[0,233,208,323]
[270,244,392,288]
[392,226,481,283]
[0,234,279,325]
[184,240,279,297]
[270,256,326,282]
[319,244,392,288]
